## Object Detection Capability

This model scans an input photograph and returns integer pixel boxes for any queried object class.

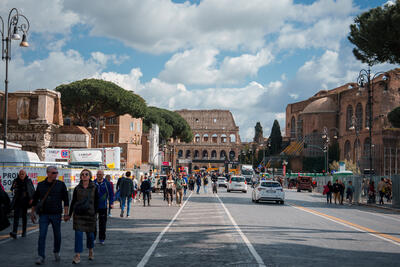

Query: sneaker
[88,249,94,261]
[108,214,112,217]
[9,232,17,239]
[54,253,60,262]
[72,254,80,264]
[99,240,105,245]
[35,257,45,265]
[126,215,130,218]
[120,212,123,218]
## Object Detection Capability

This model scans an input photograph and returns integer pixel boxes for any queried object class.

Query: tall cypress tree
[269,120,282,155]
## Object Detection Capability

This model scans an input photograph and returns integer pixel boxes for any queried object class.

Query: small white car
[217,177,228,187]
[252,181,285,204]
[227,176,247,193]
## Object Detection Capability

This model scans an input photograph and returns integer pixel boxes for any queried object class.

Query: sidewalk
[357,197,400,212]
[0,191,183,266]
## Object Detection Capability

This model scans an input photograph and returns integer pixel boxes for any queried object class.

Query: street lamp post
[1,8,30,148]
[322,127,330,174]
[357,67,388,180]
[87,116,106,148]
[349,115,361,172]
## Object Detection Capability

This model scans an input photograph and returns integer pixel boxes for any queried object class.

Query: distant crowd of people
[0,167,219,265]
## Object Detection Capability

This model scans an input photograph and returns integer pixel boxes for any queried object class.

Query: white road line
[216,194,266,267]
[355,209,400,223]
[290,205,400,247]
[137,192,193,267]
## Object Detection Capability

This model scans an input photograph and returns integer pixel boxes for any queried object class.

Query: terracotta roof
[301,97,336,114]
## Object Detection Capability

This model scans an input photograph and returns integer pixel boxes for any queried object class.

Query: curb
[357,202,400,213]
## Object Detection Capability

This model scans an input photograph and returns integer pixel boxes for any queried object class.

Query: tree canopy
[348,1,400,65]
[143,107,193,143]
[55,79,147,124]
[388,106,400,127]
[268,120,282,155]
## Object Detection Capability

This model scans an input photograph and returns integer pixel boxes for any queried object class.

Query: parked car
[217,177,228,188]
[297,176,313,192]
[252,181,285,204]
[227,176,247,193]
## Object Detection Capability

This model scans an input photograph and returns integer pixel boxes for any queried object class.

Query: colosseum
[172,109,241,173]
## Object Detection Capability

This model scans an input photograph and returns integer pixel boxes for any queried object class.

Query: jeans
[184,187,187,196]
[121,197,132,216]
[38,214,62,259]
[143,192,150,206]
[204,185,208,193]
[74,231,94,253]
[12,204,27,234]
[176,189,183,205]
[379,191,385,204]
[326,192,332,203]
[95,208,107,241]
[196,185,201,194]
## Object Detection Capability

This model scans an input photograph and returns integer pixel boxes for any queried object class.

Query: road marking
[0,225,39,244]
[290,204,400,247]
[137,192,193,267]
[355,209,400,223]
[216,194,266,267]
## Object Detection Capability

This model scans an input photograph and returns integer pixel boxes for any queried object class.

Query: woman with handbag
[10,169,34,238]
[69,169,99,264]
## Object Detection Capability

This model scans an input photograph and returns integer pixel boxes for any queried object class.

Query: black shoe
[9,232,17,239]
[21,232,26,237]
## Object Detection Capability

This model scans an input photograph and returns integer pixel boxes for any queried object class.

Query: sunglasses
[52,172,58,175]
[81,173,90,176]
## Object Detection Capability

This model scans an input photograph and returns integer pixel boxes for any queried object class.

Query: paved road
[1,187,399,266]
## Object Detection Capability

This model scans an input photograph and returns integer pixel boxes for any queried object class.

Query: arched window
[185,150,191,158]
[194,150,199,159]
[344,140,351,161]
[203,134,209,142]
[365,102,371,129]
[346,105,353,130]
[211,150,217,159]
[229,150,236,160]
[290,116,296,138]
[220,150,227,159]
[195,134,200,143]
[212,134,218,143]
[202,150,208,159]
[221,134,227,143]
[230,134,236,143]
[355,103,363,131]
[363,137,371,156]
[178,150,183,158]
[194,166,199,170]
[354,138,361,163]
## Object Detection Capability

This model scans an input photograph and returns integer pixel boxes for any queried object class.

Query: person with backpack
[118,172,135,217]
[323,181,333,204]
[31,166,69,265]
[69,169,99,264]
[175,174,187,207]
[9,169,35,239]
[94,170,113,245]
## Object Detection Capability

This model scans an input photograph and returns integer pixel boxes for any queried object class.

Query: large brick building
[285,68,400,176]
[172,109,241,172]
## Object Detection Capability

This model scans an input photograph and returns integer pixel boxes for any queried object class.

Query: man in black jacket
[140,175,152,207]
[118,172,134,218]
[31,166,69,265]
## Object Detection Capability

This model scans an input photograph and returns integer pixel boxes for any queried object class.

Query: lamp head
[11,27,21,40]
[19,33,29,47]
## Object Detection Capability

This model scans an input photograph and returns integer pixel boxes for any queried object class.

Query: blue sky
[1,0,397,141]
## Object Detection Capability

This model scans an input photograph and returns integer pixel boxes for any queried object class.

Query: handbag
[36,181,56,214]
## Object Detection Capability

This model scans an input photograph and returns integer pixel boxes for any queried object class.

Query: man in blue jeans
[31,166,69,265]
[117,171,134,217]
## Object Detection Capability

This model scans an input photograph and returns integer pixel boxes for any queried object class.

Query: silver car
[227,176,247,193]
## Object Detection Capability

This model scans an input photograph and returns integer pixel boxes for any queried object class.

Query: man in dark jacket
[31,166,69,265]
[140,175,152,207]
[332,180,340,205]
[94,170,114,244]
[118,172,134,218]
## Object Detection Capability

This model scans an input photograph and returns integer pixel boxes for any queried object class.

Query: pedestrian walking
[324,181,333,204]
[0,184,11,231]
[31,166,69,265]
[203,176,209,193]
[332,180,340,204]
[346,181,354,205]
[166,175,174,206]
[140,175,152,207]
[183,175,188,196]
[188,175,195,191]
[196,175,202,194]
[175,174,186,207]
[68,169,99,264]
[338,180,345,205]
[161,174,167,201]
[105,175,114,217]
[132,175,138,202]
[118,172,135,217]
[137,175,144,202]
[377,178,386,205]
[10,169,35,238]
[94,170,113,244]
[368,181,376,204]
